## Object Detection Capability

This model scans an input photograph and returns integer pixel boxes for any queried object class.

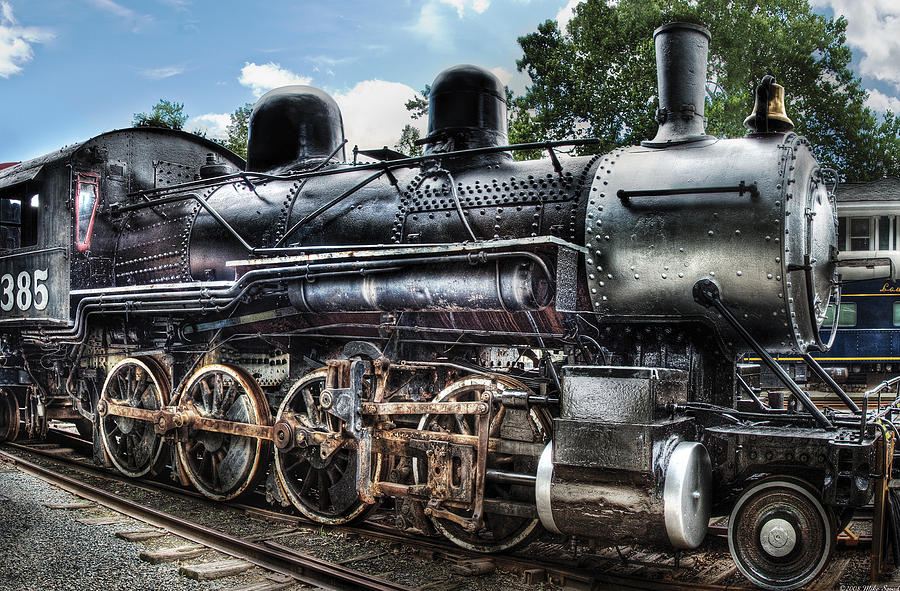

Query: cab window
[0,189,39,251]
[75,172,100,251]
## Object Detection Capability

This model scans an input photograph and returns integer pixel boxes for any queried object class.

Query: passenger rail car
[0,23,896,590]
[764,189,900,390]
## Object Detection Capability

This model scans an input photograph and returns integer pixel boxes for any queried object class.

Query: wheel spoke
[454,414,472,436]
[177,365,269,501]
[199,380,213,414]
[317,473,328,511]
[100,359,166,479]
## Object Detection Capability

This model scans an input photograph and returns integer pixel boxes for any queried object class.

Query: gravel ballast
[0,458,227,591]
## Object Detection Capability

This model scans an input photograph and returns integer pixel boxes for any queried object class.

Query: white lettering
[0,267,50,313]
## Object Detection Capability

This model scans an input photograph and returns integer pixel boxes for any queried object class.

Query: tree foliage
[395,124,424,157]
[405,85,431,121]
[225,103,253,159]
[514,0,900,181]
[132,99,188,130]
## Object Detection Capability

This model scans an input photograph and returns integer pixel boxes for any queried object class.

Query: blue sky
[1,0,898,165]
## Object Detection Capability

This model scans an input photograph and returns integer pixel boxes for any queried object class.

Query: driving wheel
[99,357,169,477]
[416,375,551,552]
[175,364,272,501]
[0,388,19,442]
[273,368,380,524]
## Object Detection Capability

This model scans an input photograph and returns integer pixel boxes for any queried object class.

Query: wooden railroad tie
[179,558,254,581]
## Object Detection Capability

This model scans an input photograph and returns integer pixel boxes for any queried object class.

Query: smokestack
[644,22,712,147]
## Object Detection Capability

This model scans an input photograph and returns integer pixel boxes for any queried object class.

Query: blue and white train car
[766,178,900,389]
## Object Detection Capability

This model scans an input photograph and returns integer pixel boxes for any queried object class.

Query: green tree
[395,124,423,157]
[514,0,900,181]
[405,85,430,120]
[132,99,188,130]
[225,103,253,159]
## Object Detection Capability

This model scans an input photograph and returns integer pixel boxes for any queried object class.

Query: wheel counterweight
[175,364,272,501]
[728,478,834,590]
[99,357,169,478]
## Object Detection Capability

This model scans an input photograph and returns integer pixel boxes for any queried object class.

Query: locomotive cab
[0,151,73,325]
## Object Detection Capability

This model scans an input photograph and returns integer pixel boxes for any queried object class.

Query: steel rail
[0,448,413,591]
[2,438,854,591]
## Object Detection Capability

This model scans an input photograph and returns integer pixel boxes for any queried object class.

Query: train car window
[849,217,871,251]
[0,191,39,251]
[880,216,892,250]
[894,302,900,327]
[823,303,857,327]
[75,172,100,252]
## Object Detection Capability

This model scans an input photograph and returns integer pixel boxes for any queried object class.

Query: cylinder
[535,441,712,549]
[646,22,711,145]
[288,260,552,313]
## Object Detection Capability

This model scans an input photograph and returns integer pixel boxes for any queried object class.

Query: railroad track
[0,433,878,591]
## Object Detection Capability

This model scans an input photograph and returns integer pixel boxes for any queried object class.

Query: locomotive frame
[0,22,896,591]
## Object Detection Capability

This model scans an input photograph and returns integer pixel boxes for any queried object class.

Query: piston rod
[693,279,833,429]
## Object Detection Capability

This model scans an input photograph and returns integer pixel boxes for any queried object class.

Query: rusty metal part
[98,357,169,478]
[273,369,380,525]
[0,449,414,591]
[413,375,550,553]
[360,401,490,416]
[373,427,544,457]
[174,364,272,501]
[101,399,277,441]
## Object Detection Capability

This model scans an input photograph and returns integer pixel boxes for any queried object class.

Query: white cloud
[811,0,900,92]
[411,0,491,50]
[0,2,53,78]
[140,65,185,80]
[239,62,312,97]
[335,80,428,152]
[555,0,582,32]
[866,88,900,114]
[411,3,452,51]
[490,66,512,86]
[87,0,153,32]
[438,0,490,17]
[305,54,356,67]
[186,112,231,140]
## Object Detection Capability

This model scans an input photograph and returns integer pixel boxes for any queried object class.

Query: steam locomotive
[0,23,893,590]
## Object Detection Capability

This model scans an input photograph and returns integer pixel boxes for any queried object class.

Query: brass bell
[743,75,794,133]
